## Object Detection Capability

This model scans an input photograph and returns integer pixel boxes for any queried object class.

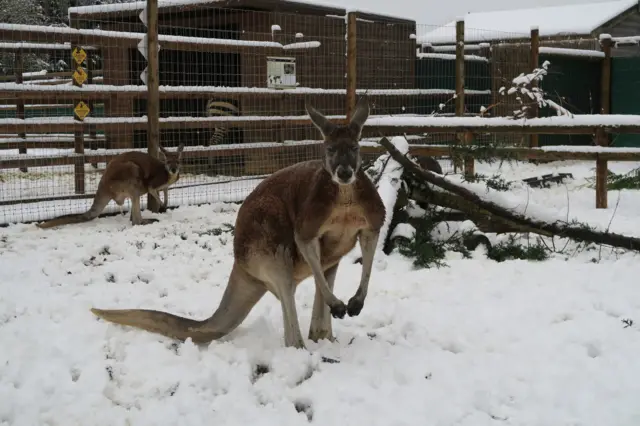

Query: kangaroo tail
[90,264,267,344]
[36,194,110,229]
[90,308,224,344]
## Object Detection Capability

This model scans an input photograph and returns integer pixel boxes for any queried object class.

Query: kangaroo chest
[318,203,368,259]
[153,172,179,191]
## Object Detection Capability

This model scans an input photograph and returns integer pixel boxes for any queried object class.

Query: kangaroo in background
[36,144,184,229]
[90,98,386,349]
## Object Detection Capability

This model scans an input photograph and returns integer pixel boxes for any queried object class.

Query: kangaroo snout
[335,166,355,185]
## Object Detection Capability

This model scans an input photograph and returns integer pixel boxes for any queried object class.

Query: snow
[612,35,640,45]
[0,42,75,50]
[429,44,484,52]
[271,24,282,32]
[282,41,321,50]
[0,83,490,97]
[0,23,284,49]
[390,222,416,240]
[3,158,640,426]
[416,53,489,62]
[418,0,638,44]
[365,114,640,129]
[374,136,410,253]
[539,47,605,58]
[68,0,227,16]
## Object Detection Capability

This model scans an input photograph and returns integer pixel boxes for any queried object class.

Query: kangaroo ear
[176,144,185,159]
[158,146,167,162]
[306,102,336,139]
[348,97,369,140]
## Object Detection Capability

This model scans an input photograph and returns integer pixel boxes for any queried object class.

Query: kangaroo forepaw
[329,302,347,319]
[347,297,364,317]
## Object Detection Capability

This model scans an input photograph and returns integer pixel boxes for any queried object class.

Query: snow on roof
[68,0,345,16]
[418,0,639,44]
[67,0,412,23]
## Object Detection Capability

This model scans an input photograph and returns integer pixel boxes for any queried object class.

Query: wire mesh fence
[0,1,624,225]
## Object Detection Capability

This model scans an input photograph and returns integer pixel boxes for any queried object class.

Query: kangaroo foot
[329,301,347,319]
[347,296,364,317]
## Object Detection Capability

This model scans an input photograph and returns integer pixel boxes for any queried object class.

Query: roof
[418,0,639,44]
[68,0,414,23]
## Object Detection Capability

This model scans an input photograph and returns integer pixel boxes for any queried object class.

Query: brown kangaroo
[36,144,184,229]
[90,99,386,349]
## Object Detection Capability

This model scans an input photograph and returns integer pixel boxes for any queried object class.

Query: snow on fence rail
[0,23,320,54]
[0,83,492,101]
[2,114,640,134]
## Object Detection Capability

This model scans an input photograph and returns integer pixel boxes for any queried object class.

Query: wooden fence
[1,8,640,224]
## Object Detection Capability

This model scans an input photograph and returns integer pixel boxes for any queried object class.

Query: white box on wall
[267,56,297,89]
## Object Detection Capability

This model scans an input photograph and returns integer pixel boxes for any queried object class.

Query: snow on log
[374,136,410,253]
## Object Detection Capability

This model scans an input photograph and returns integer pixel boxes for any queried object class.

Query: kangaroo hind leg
[256,254,306,349]
[129,194,158,226]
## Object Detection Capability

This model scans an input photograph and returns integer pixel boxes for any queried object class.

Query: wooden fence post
[71,44,88,194]
[14,50,27,173]
[596,34,613,209]
[86,50,99,169]
[529,27,540,150]
[346,12,357,120]
[146,0,161,213]
[455,19,474,177]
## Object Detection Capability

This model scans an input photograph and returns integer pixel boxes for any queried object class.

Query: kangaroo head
[306,98,369,185]
[158,144,185,176]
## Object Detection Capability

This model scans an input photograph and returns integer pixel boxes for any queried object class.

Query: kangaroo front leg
[162,188,169,209]
[295,234,347,319]
[347,229,379,317]
[309,263,339,342]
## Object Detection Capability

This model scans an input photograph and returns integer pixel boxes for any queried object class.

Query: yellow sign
[73,67,87,85]
[74,101,91,121]
[72,47,87,65]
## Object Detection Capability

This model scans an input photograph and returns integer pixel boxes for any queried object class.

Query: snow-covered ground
[2,159,640,426]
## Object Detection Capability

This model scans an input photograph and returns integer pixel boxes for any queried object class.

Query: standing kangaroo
[91,99,386,349]
[36,144,184,229]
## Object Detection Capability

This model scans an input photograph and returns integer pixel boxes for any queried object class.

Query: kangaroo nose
[170,168,177,174]
[337,167,353,182]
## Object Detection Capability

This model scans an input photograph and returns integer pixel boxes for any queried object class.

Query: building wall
[599,7,640,57]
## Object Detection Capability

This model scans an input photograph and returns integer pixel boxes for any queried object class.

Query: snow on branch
[499,60,573,119]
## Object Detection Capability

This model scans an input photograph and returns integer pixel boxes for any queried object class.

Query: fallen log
[378,136,640,252]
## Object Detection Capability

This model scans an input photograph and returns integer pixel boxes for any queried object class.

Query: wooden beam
[346,12,357,119]
[146,0,161,213]
[529,27,540,149]
[596,35,613,209]
[0,116,350,133]
[0,24,286,54]
[4,143,640,170]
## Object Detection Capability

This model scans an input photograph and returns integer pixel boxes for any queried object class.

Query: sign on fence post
[72,45,88,194]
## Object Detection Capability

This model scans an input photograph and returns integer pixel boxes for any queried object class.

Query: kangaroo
[36,144,184,229]
[90,98,386,349]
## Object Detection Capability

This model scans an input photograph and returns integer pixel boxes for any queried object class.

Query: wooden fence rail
[1,15,640,218]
